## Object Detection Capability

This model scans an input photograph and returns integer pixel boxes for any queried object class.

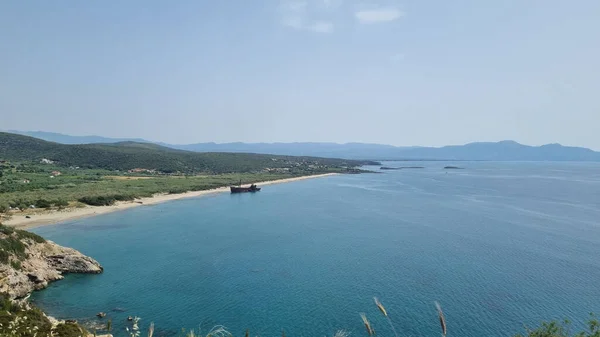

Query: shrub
[0,224,14,235]
[53,199,70,207]
[15,228,46,243]
[78,194,137,206]
[169,188,189,194]
[78,196,116,206]
[0,224,44,263]
[113,194,136,202]
[35,198,52,208]
[0,235,26,263]
[53,322,88,337]
[0,251,9,265]
[514,316,600,337]
[10,260,21,270]
[0,294,53,337]
[9,199,29,211]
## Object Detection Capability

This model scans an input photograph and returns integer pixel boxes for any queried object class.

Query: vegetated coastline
[4,173,339,230]
[1,132,378,229]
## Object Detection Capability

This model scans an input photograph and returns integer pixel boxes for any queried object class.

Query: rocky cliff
[0,225,103,299]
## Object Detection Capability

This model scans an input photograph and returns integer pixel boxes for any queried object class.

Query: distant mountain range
[6,130,600,161]
[7,130,150,145]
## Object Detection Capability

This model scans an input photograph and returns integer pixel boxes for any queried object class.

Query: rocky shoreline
[0,238,103,300]
[1,227,107,336]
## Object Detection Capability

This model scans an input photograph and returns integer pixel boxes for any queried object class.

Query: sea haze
[31,162,600,337]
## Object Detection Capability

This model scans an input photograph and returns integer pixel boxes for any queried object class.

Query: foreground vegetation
[0,294,88,337]
[123,312,600,337]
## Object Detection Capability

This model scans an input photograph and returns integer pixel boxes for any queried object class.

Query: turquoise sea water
[31,162,600,337]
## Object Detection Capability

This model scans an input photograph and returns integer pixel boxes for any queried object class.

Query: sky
[1,1,599,149]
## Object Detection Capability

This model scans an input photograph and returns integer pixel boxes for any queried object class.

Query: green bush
[0,235,26,263]
[78,196,116,206]
[0,224,45,263]
[514,316,600,337]
[15,228,46,243]
[0,224,14,235]
[10,260,21,270]
[53,199,70,207]
[169,188,189,194]
[0,251,9,265]
[0,294,53,337]
[53,322,88,337]
[78,194,136,206]
[35,198,52,208]
[114,194,137,201]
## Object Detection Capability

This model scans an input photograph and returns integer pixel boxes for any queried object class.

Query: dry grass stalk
[360,313,375,335]
[435,302,447,336]
[148,322,154,337]
[333,330,350,337]
[373,298,388,317]
[373,297,399,337]
[205,325,232,337]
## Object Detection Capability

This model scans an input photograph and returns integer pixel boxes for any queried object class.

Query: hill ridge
[4,130,600,161]
[0,132,371,173]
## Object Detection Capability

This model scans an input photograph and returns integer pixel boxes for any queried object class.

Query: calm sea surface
[31,162,600,337]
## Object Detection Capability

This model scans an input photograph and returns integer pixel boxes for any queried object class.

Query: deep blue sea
[31,162,600,337]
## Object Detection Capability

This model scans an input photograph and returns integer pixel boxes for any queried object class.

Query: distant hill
[5,130,600,161]
[163,141,600,161]
[163,142,414,160]
[0,133,370,173]
[390,140,600,161]
[6,130,150,144]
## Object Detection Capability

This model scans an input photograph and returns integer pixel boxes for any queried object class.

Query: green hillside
[0,132,373,174]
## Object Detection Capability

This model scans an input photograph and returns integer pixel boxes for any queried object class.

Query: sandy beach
[4,173,337,230]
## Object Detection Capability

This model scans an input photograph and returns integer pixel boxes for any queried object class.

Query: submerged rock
[0,237,103,299]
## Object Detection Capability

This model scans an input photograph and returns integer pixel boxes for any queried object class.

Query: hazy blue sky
[1,1,599,148]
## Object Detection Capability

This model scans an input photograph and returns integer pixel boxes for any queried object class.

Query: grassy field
[0,160,348,210]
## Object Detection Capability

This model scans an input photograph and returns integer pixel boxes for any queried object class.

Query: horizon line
[3,129,598,151]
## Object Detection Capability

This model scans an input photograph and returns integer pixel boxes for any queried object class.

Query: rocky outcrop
[0,238,103,299]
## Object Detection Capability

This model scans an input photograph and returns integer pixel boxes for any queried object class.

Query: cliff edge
[0,224,103,299]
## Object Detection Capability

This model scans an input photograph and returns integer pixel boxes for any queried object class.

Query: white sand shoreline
[4,173,338,230]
